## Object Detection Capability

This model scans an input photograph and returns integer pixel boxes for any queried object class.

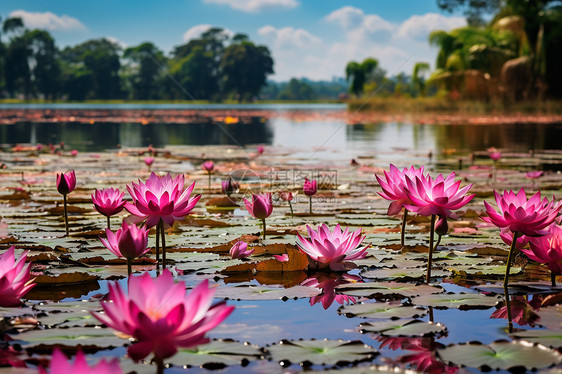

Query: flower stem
[208,172,211,190]
[127,258,132,276]
[503,284,513,333]
[154,357,165,374]
[552,272,557,287]
[155,223,160,272]
[63,194,69,236]
[262,219,266,240]
[309,197,312,214]
[435,234,442,248]
[107,215,111,231]
[504,232,520,288]
[160,220,166,270]
[400,209,408,249]
[288,200,294,218]
[426,214,436,283]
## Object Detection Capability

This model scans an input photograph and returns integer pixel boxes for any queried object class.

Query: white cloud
[9,10,86,32]
[258,26,321,49]
[104,36,127,49]
[326,6,394,43]
[398,13,466,41]
[325,6,365,29]
[204,0,298,13]
[182,24,234,42]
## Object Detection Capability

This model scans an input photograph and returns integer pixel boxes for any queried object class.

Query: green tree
[124,42,165,100]
[170,45,218,100]
[412,62,430,96]
[27,29,61,99]
[345,58,378,96]
[220,40,274,101]
[277,78,316,100]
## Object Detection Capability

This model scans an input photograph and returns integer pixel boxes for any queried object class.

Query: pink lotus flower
[56,170,76,196]
[229,241,253,259]
[126,172,200,228]
[404,172,474,219]
[296,224,369,271]
[39,348,122,374]
[375,164,425,216]
[257,145,264,155]
[522,225,562,275]
[92,270,234,363]
[483,189,559,237]
[70,150,78,157]
[221,177,239,196]
[100,221,150,275]
[202,161,214,172]
[144,156,154,169]
[0,246,35,307]
[526,170,543,179]
[244,192,273,239]
[303,178,317,197]
[92,188,126,218]
[279,191,294,202]
[273,254,289,262]
[489,151,501,161]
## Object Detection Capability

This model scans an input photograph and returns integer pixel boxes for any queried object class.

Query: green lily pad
[336,282,444,298]
[10,326,127,349]
[266,339,377,366]
[512,330,562,349]
[360,319,447,337]
[213,285,321,300]
[338,302,426,319]
[411,293,501,309]
[166,339,262,367]
[437,340,562,370]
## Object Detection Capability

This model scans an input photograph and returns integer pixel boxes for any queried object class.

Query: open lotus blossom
[92,270,234,369]
[100,221,150,275]
[56,170,76,236]
[521,225,562,285]
[229,241,253,259]
[126,172,200,269]
[375,164,425,249]
[0,246,35,307]
[39,348,122,374]
[483,189,561,287]
[92,187,126,229]
[244,193,273,240]
[404,171,474,282]
[296,224,369,271]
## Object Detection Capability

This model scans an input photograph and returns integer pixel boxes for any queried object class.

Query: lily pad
[411,293,501,309]
[213,285,321,300]
[512,330,562,349]
[437,340,562,370]
[10,326,127,349]
[166,339,262,367]
[266,339,377,366]
[360,319,447,337]
[337,282,444,298]
[338,302,426,319]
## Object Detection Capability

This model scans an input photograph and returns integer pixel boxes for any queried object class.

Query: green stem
[400,209,408,249]
[160,220,166,270]
[288,200,294,218]
[155,223,160,272]
[552,272,556,287]
[63,194,69,236]
[435,234,442,248]
[504,284,513,333]
[309,197,312,214]
[155,357,164,374]
[504,232,521,288]
[426,214,436,283]
[262,219,266,240]
[127,258,132,276]
[208,172,211,190]
[107,215,111,231]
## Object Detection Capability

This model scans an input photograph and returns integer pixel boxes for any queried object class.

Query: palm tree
[345,58,378,96]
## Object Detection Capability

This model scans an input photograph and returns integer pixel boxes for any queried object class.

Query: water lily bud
[435,216,448,236]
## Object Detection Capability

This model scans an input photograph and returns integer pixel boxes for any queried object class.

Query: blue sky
[0,0,467,81]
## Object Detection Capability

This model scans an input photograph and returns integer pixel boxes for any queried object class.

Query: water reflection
[491,293,542,329]
[300,273,361,309]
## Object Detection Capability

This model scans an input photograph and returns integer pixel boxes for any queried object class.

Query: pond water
[2,104,562,373]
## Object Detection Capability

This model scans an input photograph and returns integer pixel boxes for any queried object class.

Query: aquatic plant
[144,156,154,172]
[303,178,317,214]
[279,191,295,218]
[244,193,273,240]
[375,164,425,249]
[202,160,214,190]
[56,170,76,236]
[91,187,126,230]
[404,171,474,282]
[483,189,560,287]
[221,177,239,197]
[0,246,35,307]
[92,271,233,373]
[99,221,150,275]
[39,348,122,374]
[523,225,562,286]
[229,241,253,259]
[296,224,368,271]
[126,172,201,269]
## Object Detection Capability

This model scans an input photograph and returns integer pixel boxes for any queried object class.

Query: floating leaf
[437,340,562,370]
[213,285,320,300]
[512,329,562,349]
[411,293,501,309]
[166,339,261,367]
[337,282,444,298]
[266,339,377,366]
[360,319,447,337]
[338,302,426,319]
[10,326,126,349]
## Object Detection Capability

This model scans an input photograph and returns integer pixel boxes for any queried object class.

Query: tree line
[0,20,274,102]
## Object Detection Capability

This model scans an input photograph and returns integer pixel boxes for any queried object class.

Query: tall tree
[124,42,165,100]
[27,29,61,99]
[345,58,378,96]
[170,45,218,100]
[412,62,430,96]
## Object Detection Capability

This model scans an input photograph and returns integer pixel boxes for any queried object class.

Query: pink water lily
[244,193,273,239]
[221,177,239,197]
[100,221,150,275]
[202,161,214,172]
[404,171,474,282]
[296,224,369,271]
[92,187,126,229]
[303,178,317,214]
[92,270,234,368]
[39,348,122,374]
[126,172,201,269]
[0,246,35,307]
[483,188,560,287]
[229,241,254,259]
[522,225,562,284]
[56,170,76,236]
